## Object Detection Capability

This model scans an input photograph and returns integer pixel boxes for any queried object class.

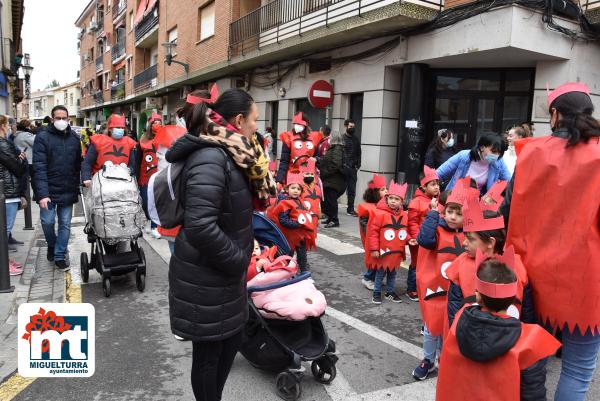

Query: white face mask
[293,124,305,133]
[54,119,68,131]
[446,138,455,148]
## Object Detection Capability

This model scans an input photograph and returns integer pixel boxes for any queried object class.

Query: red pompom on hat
[292,112,309,127]
[547,82,590,107]
[388,180,407,199]
[299,158,316,174]
[108,114,126,129]
[368,174,387,190]
[475,246,518,298]
[420,165,439,187]
[480,180,507,212]
[463,195,504,232]
[286,173,304,187]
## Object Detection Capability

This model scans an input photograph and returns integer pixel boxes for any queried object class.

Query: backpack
[148,148,231,229]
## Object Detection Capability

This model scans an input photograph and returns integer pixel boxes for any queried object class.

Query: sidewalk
[0,205,66,385]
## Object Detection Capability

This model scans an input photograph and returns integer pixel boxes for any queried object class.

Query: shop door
[296,98,326,133]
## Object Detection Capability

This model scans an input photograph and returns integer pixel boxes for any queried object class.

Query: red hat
[108,114,126,129]
[388,180,407,199]
[186,83,219,105]
[368,174,387,189]
[547,82,590,107]
[420,166,439,187]
[463,195,504,232]
[148,112,162,124]
[446,177,478,206]
[299,158,316,174]
[475,246,518,298]
[481,180,507,212]
[292,112,308,127]
[286,173,304,187]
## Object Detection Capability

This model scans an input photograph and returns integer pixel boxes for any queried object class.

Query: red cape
[280,131,323,183]
[90,135,136,174]
[138,138,157,187]
[366,200,409,271]
[268,198,315,250]
[357,202,377,267]
[507,135,600,334]
[301,183,322,250]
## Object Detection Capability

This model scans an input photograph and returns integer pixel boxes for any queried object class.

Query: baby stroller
[240,212,338,401]
[79,162,147,298]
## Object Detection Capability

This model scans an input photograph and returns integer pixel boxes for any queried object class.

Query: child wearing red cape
[299,158,321,250]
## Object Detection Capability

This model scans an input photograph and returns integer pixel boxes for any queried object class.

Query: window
[127,57,132,80]
[168,27,178,55]
[70,93,74,106]
[105,72,110,90]
[198,2,215,42]
[130,10,134,32]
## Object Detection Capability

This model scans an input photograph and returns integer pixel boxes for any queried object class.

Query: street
[7,213,600,401]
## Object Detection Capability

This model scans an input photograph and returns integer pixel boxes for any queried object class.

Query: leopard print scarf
[201,111,277,208]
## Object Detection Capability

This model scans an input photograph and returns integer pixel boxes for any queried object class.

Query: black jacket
[166,134,253,342]
[320,144,346,194]
[32,125,82,205]
[456,306,549,401]
[0,137,26,198]
[343,132,361,169]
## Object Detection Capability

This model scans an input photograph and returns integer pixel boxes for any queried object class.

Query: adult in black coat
[166,88,265,401]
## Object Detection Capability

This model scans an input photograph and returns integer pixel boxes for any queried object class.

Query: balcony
[133,64,158,93]
[95,17,104,37]
[95,55,103,72]
[228,0,442,58]
[113,0,127,21]
[135,2,159,47]
[582,0,600,24]
[111,81,125,101]
[93,90,104,105]
[1,38,17,75]
[112,37,126,63]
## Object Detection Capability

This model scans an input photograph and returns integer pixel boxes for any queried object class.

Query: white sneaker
[361,278,374,291]
[151,228,162,239]
[145,221,151,233]
[174,334,186,341]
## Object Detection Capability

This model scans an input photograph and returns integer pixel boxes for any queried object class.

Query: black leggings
[191,330,244,401]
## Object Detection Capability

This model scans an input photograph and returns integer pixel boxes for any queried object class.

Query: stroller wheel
[311,356,337,384]
[80,253,89,283]
[103,278,111,297]
[276,371,302,401]
[136,274,146,292]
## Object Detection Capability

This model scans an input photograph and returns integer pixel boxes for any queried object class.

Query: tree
[45,79,60,89]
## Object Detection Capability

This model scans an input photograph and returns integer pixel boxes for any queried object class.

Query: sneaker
[412,359,436,381]
[420,326,424,335]
[9,264,23,276]
[361,278,374,291]
[8,235,24,245]
[8,243,17,252]
[372,292,382,305]
[385,291,403,303]
[324,221,340,228]
[47,247,55,262]
[174,334,188,341]
[151,228,162,239]
[144,221,152,234]
[346,211,358,217]
[320,214,329,221]
[406,291,419,302]
[55,260,70,271]
[9,259,23,269]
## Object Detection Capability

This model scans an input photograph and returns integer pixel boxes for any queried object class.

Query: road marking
[345,380,436,401]
[323,368,354,400]
[326,307,422,360]
[316,233,364,255]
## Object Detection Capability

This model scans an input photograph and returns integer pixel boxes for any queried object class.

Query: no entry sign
[308,80,334,109]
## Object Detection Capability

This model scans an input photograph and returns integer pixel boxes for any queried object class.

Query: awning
[114,59,126,71]
[134,0,148,25]
[144,0,158,17]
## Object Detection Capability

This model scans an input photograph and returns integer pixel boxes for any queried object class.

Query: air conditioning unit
[180,85,192,99]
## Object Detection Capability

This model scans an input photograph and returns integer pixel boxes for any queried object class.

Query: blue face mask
[446,138,455,148]
[112,128,125,139]
[484,153,499,164]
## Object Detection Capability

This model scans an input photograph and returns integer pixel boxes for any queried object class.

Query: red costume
[300,159,321,250]
[279,112,323,183]
[138,139,157,187]
[90,132,136,175]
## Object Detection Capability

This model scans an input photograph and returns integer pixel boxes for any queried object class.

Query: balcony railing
[133,64,158,92]
[135,3,159,43]
[95,17,104,37]
[95,55,103,72]
[113,0,127,20]
[582,0,600,10]
[111,37,126,62]
[111,82,126,101]
[229,0,442,57]
[93,90,104,105]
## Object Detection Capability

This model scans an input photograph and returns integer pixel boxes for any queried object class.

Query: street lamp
[21,53,33,99]
[20,53,34,231]
[162,42,189,74]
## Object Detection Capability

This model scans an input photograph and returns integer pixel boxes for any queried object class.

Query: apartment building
[0,0,25,116]
[76,0,600,194]
[28,89,54,122]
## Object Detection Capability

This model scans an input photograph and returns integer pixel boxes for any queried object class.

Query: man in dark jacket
[343,119,361,216]
[32,105,82,270]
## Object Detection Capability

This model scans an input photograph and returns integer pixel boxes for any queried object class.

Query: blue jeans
[554,328,600,401]
[40,203,73,261]
[423,324,442,362]
[139,185,157,229]
[407,266,417,293]
[363,269,376,282]
[5,201,19,235]
[167,240,175,254]
[373,269,397,294]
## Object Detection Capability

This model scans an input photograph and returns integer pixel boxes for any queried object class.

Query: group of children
[356,168,560,399]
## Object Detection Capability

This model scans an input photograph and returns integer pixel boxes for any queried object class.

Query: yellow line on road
[0,271,81,401]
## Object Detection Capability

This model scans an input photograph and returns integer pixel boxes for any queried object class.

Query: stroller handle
[247,272,312,294]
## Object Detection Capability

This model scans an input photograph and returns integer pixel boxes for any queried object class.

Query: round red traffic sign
[308,80,334,109]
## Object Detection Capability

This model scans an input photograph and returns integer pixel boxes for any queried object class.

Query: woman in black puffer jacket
[166,87,276,401]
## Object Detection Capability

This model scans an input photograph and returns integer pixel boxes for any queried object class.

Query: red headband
[186,84,219,105]
[463,196,504,232]
[475,246,517,298]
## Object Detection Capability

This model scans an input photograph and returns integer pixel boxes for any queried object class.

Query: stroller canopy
[252,212,291,255]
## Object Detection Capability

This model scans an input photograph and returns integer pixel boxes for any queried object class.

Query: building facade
[28,89,55,122]
[75,0,600,196]
[52,81,83,125]
[0,0,25,117]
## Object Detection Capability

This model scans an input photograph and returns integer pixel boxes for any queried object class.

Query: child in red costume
[436,255,560,401]
[367,181,410,305]
[268,174,315,272]
[299,158,321,249]
[412,178,472,381]
[358,174,388,290]
[407,166,441,302]
[446,197,533,331]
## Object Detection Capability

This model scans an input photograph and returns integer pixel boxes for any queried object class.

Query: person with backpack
[164,85,276,401]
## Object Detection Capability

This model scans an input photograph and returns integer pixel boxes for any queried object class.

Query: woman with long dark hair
[424,128,457,169]
[166,86,276,401]
[505,82,600,401]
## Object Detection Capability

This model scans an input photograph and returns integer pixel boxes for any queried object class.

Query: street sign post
[308,80,334,109]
